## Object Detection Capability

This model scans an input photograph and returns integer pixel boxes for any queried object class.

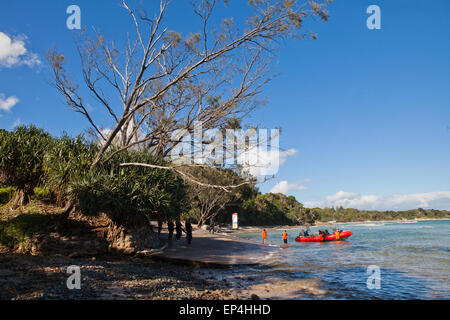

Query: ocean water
[232,219,450,299]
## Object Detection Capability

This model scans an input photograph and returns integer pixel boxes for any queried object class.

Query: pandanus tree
[42,134,187,229]
[0,126,53,207]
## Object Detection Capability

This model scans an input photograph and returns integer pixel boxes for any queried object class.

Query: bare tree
[48,0,331,184]
[183,166,250,226]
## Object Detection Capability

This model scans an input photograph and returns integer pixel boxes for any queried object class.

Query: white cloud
[0,94,19,111]
[0,32,41,68]
[241,148,297,177]
[326,191,360,202]
[305,190,450,211]
[270,180,308,195]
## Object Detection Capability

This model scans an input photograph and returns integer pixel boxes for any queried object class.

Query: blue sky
[1,0,450,210]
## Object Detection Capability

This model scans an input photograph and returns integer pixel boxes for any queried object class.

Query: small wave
[351,223,384,227]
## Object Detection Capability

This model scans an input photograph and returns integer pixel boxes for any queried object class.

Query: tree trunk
[11,188,32,209]
[198,215,208,228]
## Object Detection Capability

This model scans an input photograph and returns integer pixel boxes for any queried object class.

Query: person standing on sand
[262,229,267,244]
[157,219,163,236]
[185,219,193,245]
[175,220,183,240]
[282,230,288,244]
[168,220,174,240]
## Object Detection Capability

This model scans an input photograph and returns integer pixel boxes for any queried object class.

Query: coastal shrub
[42,134,187,227]
[242,193,312,226]
[0,126,53,207]
[45,144,186,226]
[311,207,450,223]
[214,191,318,226]
[239,194,294,226]
[43,134,98,205]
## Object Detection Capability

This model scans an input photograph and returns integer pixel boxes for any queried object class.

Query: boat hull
[295,230,352,242]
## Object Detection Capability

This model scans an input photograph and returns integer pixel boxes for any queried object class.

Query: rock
[250,293,260,300]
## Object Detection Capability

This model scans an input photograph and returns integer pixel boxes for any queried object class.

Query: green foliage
[43,134,98,204]
[0,127,187,227]
[2,125,448,230]
[213,191,314,226]
[33,187,51,201]
[312,206,450,223]
[42,134,187,226]
[238,193,310,226]
[0,126,53,205]
[70,150,187,226]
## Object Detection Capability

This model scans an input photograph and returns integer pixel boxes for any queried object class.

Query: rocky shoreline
[0,252,238,300]
[0,206,269,300]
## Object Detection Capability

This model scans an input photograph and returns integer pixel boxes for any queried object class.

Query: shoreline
[0,252,237,300]
[2,217,448,300]
[0,227,283,300]
[151,227,280,267]
[218,217,450,234]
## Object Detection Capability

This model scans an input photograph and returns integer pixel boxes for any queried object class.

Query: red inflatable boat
[295,230,352,242]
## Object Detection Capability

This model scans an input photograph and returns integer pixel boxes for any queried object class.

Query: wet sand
[153,227,280,267]
[151,227,333,299]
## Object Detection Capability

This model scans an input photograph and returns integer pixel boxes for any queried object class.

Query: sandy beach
[152,227,279,266]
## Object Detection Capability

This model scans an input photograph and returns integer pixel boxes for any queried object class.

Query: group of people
[314,228,343,241]
[261,227,343,244]
[299,228,310,237]
[261,228,289,244]
[157,219,193,245]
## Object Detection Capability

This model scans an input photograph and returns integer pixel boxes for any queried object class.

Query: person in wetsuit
[167,220,174,240]
[175,220,183,240]
[303,228,310,236]
[318,230,324,241]
[157,219,163,236]
[185,219,193,245]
